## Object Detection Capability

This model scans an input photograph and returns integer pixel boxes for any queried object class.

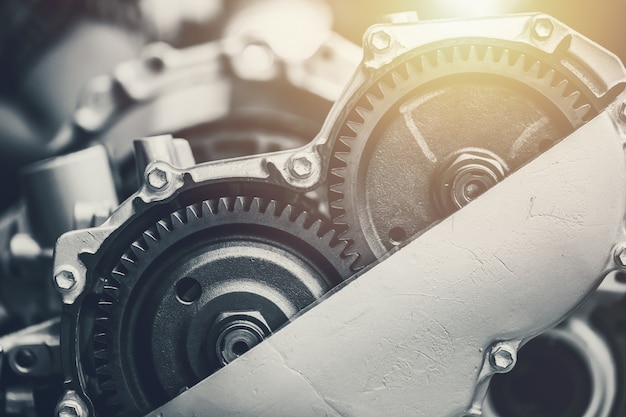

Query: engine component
[143,108,626,417]
[327,21,621,267]
[51,12,626,417]
[82,194,353,416]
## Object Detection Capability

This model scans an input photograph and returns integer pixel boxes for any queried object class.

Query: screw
[489,344,516,372]
[147,167,169,190]
[615,246,626,267]
[532,17,554,40]
[289,156,313,179]
[370,30,392,52]
[54,269,76,291]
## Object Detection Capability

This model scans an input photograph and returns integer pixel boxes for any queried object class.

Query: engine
[2,2,626,417]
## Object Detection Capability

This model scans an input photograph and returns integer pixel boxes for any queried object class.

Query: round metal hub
[434,148,509,214]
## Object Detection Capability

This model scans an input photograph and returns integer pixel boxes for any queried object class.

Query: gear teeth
[280,203,294,221]
[102,274,120,290]
[574,103,592,121]
[527,60,541,78]
[346,119,360,133]
[186,204,201,220]
[542,68,556,86]
[333,151,350,164]
[354,108,370,123]
[319,227,336,246]
[111,268,126,280]
[390,70,404,87]
[217,197,232,213]
[500,49,511,66]
[94,349,109,359]
[97,300,114,313]
[339,135,354,147]
[171,210,187,226]
[330,167,346,179]
[420,54,435,72]
[156,219,172,234]
[435,49,448,65]
[266,200,279,217]
[250,197,262,214]
[484,46,495,63]
[467,45,479,63]
[234,196,246,213]
[379,80,394,97]
[563,90,581,107]
[93,332,108,345]
[293,210,309,229]
[95,363,113,376]
[365,93,383,108]
[405,61,419,77]
[452,46,463,63]
[120,253,137,269]
[553,79,569,96]
[308,218,325,237]
[131,239,147,254]
[512,53,526,72]
[143,227,160,244]
[203,199,218,216]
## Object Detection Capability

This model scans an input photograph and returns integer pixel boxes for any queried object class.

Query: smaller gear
[80,195,355,417]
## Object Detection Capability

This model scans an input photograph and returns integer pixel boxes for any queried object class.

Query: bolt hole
[232,340,250,356]
[388,227,407,246]
[14,348,37,370]
[175,277,202,304]
[615,271,626,284]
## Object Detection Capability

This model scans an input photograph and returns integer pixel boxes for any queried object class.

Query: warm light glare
[225,0,332,62]
[436,0,522,17]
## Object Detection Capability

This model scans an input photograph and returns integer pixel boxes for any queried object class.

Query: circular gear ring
[328,42,603,268]
[82,195,354,417]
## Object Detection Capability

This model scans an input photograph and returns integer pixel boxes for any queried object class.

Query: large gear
[328,41,608,267]
[78,195,355,417]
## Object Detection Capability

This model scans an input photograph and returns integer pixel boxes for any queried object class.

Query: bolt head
[54,270,76,291]
[290,156,313,179]
[147,167,169,190]
[370,30,392,52]
[532,18,554,40]
[58,405,80,417]
[490,345,516,372]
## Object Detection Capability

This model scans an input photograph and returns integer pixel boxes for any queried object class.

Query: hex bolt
[146,167,169,190]
[54,269,77,291]
[289,155,313,179]
[489,344,516,372]
[56,397,88,417]
[370,29,392,53]
[615,246,626,267]
[532,17,554,40]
